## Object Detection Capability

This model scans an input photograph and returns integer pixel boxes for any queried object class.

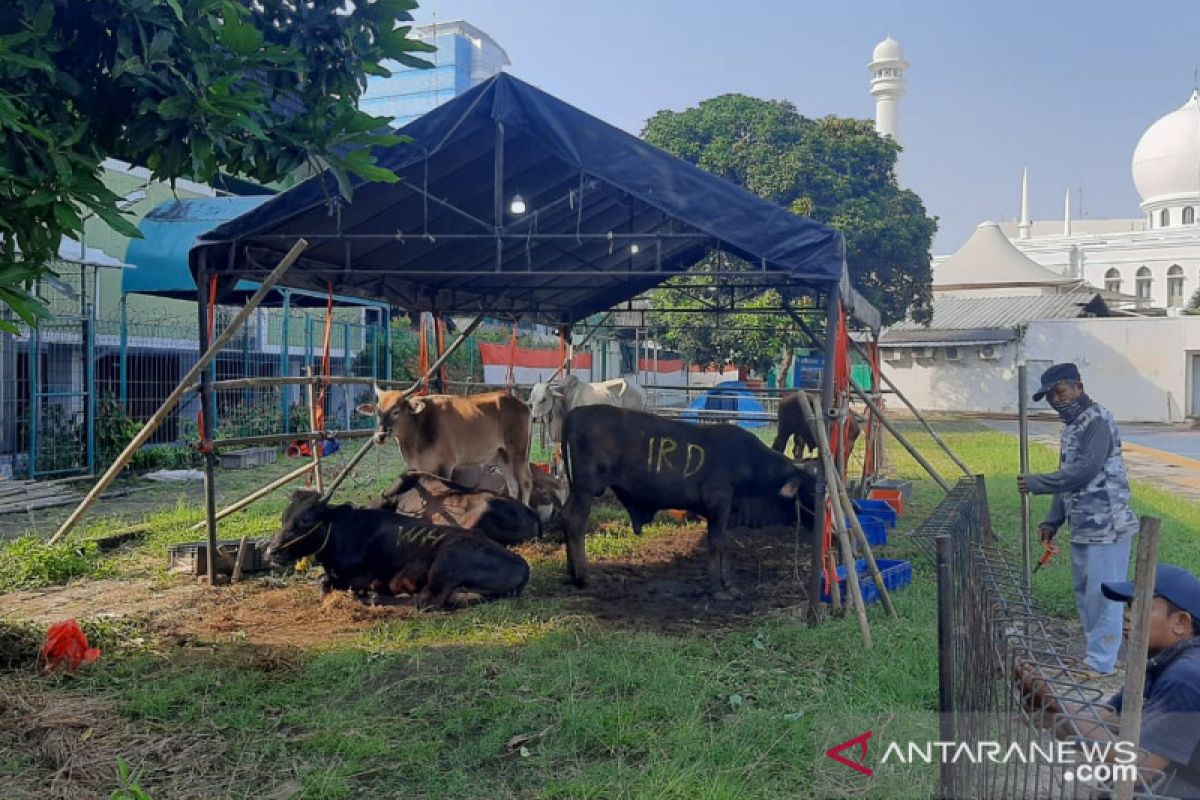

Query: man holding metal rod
[1017,363,1140,677]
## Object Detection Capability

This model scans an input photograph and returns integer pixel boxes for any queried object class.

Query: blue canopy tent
[126,197,383,309]
[188,72,879,331]
[682,381,770,428]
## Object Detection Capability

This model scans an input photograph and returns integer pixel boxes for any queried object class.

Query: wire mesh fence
[911,477,1167,799]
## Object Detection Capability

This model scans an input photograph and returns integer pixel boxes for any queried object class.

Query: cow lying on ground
[451,462,568,528]
[265,491,529,609]
[529,375,646,440]
[772,392,862,460]
[370,471,540,547]
[561,405,816,599]
[359,388,532,504]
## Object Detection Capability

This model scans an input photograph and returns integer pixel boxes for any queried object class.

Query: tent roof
[934,222,1079,289]
[192,73,879,330]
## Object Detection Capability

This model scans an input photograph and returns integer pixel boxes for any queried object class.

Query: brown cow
[371,471,540,547]
[772,392,862,460]
[359,389,533,504]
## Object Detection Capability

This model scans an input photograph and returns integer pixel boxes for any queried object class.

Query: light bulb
[509,194,527,215]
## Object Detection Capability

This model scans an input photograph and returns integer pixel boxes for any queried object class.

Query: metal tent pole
[1018,364,1032,590]
[197,269,220,585]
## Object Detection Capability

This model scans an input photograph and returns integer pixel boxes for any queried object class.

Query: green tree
[0,0,434,331]
[642,94,937,332]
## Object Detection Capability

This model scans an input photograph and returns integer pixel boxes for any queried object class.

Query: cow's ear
[550,385,565,398]
[779,477,801,498]
[407,398,427,415]
[356,403,377,416]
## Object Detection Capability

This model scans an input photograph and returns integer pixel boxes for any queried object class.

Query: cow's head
[266,490,331,566]
[528,382,559,420]
[357,385,428,444]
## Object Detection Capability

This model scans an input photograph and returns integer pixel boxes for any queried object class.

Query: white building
[999,91,1200,310]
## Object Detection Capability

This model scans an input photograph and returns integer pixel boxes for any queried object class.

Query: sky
[413,0,1200,253]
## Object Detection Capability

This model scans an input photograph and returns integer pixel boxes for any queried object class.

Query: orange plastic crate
[867,487,904,517]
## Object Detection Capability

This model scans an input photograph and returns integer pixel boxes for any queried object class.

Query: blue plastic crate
[856,514,888,547]
[853,498,898,528]
[821,558,913,604]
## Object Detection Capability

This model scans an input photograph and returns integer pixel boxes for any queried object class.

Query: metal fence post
[384,305,393,381]
[935,533,957,799]
[28,287,40,479]
[280,291,291,433]
[118,293,128,411]
[343,321,351,429]
[1018,364,1032,589]
[85,267,96,474]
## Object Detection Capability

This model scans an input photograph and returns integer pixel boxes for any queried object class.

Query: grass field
[2,420,1199,799]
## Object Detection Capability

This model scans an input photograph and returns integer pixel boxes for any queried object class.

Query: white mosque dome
[872,36,905,63]
[1131,90,1200,207]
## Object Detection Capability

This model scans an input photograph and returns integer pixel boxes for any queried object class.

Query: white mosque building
[873,37,1200,421]
[999,91,1200,311]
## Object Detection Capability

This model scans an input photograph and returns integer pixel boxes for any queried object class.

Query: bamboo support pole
[800,392,872,648]
[49,239,309,546]
[1114,516,1161,800]
[189,460,317,532]
[210,429,374,450]
[320,434,378,502]
[832,474,898,619]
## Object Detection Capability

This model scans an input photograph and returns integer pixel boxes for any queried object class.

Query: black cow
[561,406,816,599]
[729,459,821,531]
[369,471,540,547]
[266,491,530,609]
[772,392,862,460]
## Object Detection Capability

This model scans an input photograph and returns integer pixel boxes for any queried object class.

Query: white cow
[528,374,646,441]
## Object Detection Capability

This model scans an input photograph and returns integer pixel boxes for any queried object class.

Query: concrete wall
[882,316,1200,422]
[877,343,1022,415]
[1023,317,1200,422]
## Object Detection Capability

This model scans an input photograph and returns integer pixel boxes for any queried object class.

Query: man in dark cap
[1018,363,1139,676]
[1015,564,1200,798]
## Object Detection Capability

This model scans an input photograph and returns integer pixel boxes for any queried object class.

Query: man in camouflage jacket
[1018,363,1139,676]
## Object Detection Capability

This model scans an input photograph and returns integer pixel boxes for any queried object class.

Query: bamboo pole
[831,473,898,619]
[1114,516,1160,800]
[799,392,872,648]
[48,239,310,546]
[211,429,374,450]
[189,460,316,532]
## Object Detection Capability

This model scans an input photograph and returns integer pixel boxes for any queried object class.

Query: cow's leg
[771,428,789,454]
[563,490,595,587]
[705,493,740,600]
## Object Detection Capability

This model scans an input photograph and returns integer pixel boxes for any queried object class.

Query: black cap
[1032,362,1081,402]
[1101,564,1200,623]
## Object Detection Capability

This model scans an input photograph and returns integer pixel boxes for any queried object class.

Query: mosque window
[1160,208,1170,227]
[1185,207,1196,225]
[1136,267,1153,300]
[1168,266,1185,306]
[1104,268,1121,293]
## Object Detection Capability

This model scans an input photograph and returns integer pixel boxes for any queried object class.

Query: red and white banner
[478,342,593,385]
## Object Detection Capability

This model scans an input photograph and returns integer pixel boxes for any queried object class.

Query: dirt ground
[0,520,818,649]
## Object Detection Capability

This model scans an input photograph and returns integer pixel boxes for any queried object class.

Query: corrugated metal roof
[880,329,1017,346]
[886,291,1107,333]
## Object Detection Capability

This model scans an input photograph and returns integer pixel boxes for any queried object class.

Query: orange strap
[417,313,431,395]
[315,283,334,431]
[435,313,448,391]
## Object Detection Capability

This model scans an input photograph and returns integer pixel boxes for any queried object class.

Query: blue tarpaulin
[682,381,769,428]
[191,73,879,330]
[126,197,383,307]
